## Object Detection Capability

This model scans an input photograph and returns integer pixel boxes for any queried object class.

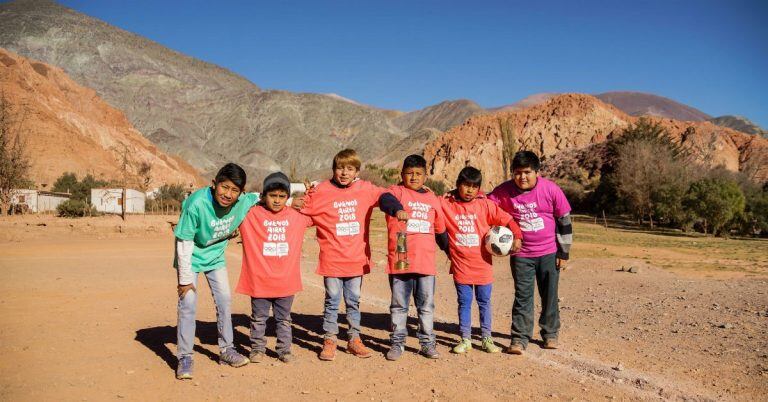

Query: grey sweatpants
[250,296,294,356]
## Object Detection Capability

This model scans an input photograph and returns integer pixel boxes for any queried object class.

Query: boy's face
[457,182,480,202]
[402,167,426,191]
[513,167,538,190]
[211,178,242,208]
[264,189,289,212]
[333,164,359,186]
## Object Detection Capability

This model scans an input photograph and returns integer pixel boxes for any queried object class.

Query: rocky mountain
[708,115,767,138]
[0,48,203,188]
[489,93,558,113]
[423,94,768,189]
[596,91,711,121]
[0,0,419,180]
[394,99,485,132]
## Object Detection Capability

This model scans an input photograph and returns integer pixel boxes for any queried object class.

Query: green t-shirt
[173,188,259,272]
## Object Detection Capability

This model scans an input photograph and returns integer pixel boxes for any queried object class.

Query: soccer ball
[484,226,515,257]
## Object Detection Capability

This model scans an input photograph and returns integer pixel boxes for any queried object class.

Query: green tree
[683,178,745,236]
[52,172,109,202]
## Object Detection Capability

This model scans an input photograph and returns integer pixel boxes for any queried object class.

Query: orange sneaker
[347,337,372,358]
[319,338,337,361]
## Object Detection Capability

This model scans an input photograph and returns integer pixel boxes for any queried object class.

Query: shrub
[683,178,745,236]
[57,199,97,218]
[425,178,447,196]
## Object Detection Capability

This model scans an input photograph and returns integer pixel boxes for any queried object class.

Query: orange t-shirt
[385,185,446,276]
[300,179,385,277]
[235,205,313,298]
[440,192,522,285]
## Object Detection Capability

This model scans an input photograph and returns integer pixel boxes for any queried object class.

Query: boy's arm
[555,213,573,268]
[433,202,449,256]
[435,232,449,256]
[176,239,195,296]
[551,183,573,269]
[378,192,407,220]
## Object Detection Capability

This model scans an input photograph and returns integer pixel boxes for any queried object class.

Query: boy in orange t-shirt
[296,149,405,361]
[235,172,313,363]
[384,154,448,361]
[440,166,522,354]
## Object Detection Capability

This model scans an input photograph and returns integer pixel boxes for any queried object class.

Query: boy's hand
[511,238,522,253]
[292,195,305,209]
[228,228,240,240]
[395,210,409,222]
[177,284,196,298]
[556,258,568,271]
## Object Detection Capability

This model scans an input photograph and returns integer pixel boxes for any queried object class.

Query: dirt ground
[0,214,766,401]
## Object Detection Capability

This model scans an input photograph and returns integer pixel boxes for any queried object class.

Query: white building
[10,189,71,213]
[91,188,146,214]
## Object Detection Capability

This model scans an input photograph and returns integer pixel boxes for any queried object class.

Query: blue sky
[59,0,768,126]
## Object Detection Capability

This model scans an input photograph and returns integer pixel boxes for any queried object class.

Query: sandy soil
[0,214,766,401]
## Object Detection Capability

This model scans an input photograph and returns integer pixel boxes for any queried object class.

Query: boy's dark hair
[511,151,540,172]
[402,154,427,170]
[456,166,482,187]
[215,163,247,190]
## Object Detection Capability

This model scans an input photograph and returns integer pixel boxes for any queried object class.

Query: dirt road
[0,215,766,401]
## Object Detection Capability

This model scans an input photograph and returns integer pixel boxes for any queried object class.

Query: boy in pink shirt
[440,166,523,354]
[236,172,313,363]
[297,149,405,361]
[488,151,572,354]
[384,154,448,361]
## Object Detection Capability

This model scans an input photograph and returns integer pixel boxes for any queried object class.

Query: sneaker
[481,337,501,353]
[451,338,473,354]
[543,338,559,349]
[319,338,337,361]
[419,344,440,359]
[249,349,265,363]
[505,342,525,355]
[347,337,372,358]
[278,352,294,363]
[175,356,193,380]
[386,344,404,361]
[219,348,249,367]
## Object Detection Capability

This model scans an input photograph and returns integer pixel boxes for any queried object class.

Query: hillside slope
[0,48,203,188]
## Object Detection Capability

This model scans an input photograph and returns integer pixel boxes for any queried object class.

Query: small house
[91,188,146,214]
[9,189,71,213]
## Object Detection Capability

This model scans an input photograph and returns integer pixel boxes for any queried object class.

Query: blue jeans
[389,274,435,347]
[455,282,493,339]
[323,276,362,340]
[511,253,560,346]
[177,267,234,357]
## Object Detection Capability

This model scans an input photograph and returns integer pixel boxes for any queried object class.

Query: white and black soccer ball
[484,226,515,257]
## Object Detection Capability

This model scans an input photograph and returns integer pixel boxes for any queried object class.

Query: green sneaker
[481,337,500,353]
[451,338,473,354]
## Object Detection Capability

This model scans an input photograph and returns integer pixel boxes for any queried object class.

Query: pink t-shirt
[300,179,385,277]
[385,185,446,276]
[488,176,571,258]
[440,192,522,285]
[236,205,313,298]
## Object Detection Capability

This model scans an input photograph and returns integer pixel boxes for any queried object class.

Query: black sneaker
[419,344,440,359]
[386,344,404,361]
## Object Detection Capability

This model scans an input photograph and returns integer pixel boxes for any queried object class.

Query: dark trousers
[510,253,560,346]
[250,296,294,356]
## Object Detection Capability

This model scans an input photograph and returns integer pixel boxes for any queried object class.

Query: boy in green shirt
[174,163,259,380]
